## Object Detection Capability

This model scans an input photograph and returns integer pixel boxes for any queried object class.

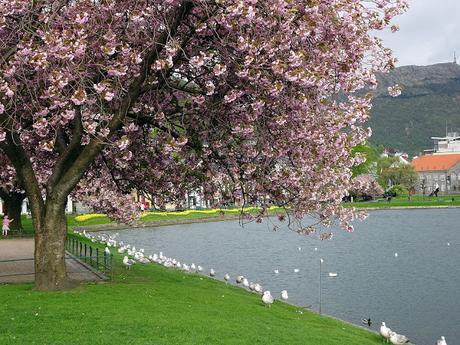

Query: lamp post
[319,258,323,314]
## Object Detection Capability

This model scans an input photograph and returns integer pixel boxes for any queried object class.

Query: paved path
[0,238,103,283]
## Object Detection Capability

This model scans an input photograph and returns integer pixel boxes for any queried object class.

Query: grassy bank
[16,207,285,235]
[13,198,460,237]
[0,236,382,345]
[346,195,460,208]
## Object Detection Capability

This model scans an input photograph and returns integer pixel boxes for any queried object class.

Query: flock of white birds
[380,321,447,345]
[75,230,289,309]
[76,229,449,345]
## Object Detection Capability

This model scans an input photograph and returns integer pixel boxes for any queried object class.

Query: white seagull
[437,336,447,345]
[236,275,244,284]
[197,265,203,272]
[224,273,230,283]
[209,268,216,277]
[262,291,274,308]
[123,256,135,269]
[274,269,279,274]
[380,322,392,343]
[254,283,262,294]
[242,278,249,288]
[293,268,300,273]
[280,290,288,300]
[389,331,410,345]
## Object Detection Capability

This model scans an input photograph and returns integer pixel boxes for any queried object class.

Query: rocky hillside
[368,63,460,156]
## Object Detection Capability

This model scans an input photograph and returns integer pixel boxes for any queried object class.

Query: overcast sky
[376,0,460,66]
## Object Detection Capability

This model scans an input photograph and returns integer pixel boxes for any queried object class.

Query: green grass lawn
[346,195,460,208]
[0,235,382,345]
[14,207,286,236]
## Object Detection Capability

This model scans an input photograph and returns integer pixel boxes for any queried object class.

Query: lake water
[107,209,460,345]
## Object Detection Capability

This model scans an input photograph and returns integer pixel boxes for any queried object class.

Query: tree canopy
[0,0,407,289]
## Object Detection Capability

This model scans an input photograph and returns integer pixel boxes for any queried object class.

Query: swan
[389,331,410,345]
[280,290,288,300]
[262,291,274,308]
[380,322,392,343]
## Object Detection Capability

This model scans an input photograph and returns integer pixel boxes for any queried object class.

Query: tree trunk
[4,192,25,231]
[34,199,72,290]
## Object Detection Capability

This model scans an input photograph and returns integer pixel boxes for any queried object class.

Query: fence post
[84,243,87,262]
[96,248,99,270]
[79,242,82,257]
[89,246,93,266]
[110,254,113,280]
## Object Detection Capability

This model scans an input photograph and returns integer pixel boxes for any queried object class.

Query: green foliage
[351,143,384,177]
[379,164,419,192]
[388,185,408,197]
[0,236,383,345]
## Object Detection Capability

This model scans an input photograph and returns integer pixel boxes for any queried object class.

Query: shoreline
[73,214,243,232]
[75,204,460,232]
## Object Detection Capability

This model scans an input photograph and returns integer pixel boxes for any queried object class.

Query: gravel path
[0,238,104,283]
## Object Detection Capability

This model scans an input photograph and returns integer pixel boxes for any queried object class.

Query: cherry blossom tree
[0,0,407,290]
[349,174,385,201]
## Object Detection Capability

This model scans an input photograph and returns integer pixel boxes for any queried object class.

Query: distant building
[412,132,460,195]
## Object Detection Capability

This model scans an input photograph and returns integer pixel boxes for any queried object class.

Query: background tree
[0,154,26,231]
[380,164,419,198]
[0,0,407,290]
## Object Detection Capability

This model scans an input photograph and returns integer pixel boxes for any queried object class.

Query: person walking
[2,215,13,236]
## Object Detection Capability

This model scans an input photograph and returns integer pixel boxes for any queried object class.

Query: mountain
[367,63,460,156]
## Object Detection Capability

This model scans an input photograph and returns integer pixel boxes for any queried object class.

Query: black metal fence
[65,236,113,279]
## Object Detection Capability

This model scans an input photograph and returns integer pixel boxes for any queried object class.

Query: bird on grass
[242,278,249,288]
[209,268,216,277]
[224,273,230,283]
[262,291,274,308]
[138,256,150,264]
[389,331,410,345]
[197,265,203,272]
[437,336,447,345]
[123,256,135,269]
[380,322,392,343]
[254,283,262,294]
[236,275,244,284]
[280,290,288,301]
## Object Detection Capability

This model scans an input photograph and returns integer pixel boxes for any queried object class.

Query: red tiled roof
[411,153,460,172]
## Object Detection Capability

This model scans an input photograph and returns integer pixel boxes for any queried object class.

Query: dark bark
[34,200,71,290]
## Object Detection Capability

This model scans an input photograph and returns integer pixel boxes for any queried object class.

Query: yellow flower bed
[140,206,280,219]
[74,213,107,222]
